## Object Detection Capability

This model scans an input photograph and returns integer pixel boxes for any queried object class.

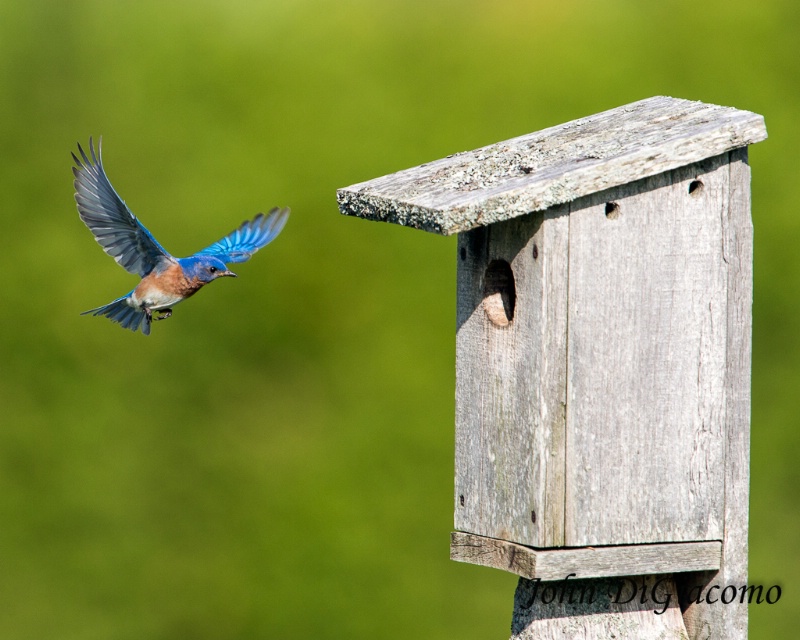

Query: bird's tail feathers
[82,294,151,335]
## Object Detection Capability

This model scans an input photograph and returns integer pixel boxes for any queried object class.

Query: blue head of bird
[179,255,237,283]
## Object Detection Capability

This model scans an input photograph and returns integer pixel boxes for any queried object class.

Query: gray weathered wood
[510,575,689,639]
[564,154,729,546]
[337,96,762,640]
[454,154,735,550]
[451,532,721,580]
[337,96,767,235]
[455,207,568,547]
[678,148,752,639]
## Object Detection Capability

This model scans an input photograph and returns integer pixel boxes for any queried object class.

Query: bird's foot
[154,309,173,321]
[144,307,153,322]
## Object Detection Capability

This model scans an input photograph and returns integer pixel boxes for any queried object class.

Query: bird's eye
[209,266,217,273]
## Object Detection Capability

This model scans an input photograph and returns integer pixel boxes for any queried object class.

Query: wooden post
[337,97,766,639]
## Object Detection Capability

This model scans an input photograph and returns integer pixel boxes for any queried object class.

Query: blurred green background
[0,0,796,638]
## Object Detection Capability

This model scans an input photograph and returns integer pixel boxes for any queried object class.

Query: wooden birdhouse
[337,97,766,639]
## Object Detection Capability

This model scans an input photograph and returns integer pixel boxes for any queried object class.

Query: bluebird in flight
[73,138,289,335]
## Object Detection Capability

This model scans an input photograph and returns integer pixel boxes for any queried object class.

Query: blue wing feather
[195,207,289,263]
[73,138,171,277]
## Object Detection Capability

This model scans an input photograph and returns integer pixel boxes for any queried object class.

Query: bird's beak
[220,270,237,278]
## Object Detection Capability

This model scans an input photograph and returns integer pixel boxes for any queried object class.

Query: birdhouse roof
[337,96,767,235]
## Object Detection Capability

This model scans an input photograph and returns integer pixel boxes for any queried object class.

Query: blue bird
[73,138,289,335]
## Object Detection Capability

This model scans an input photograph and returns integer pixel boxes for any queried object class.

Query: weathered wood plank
[455,206,568,547]
[565,155,730,546]
[454,227,488,536]
[450,532,721,580]
[679,148,752,639]
[510,575,689,640]
[337,97,767,235]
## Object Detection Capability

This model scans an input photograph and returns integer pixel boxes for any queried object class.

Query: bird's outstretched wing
[195,207,289,264]
[73,138,172,277]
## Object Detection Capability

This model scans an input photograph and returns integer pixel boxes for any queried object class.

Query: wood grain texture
[510,575,689,639]
[565,154,730,546]
[337,96,766,235]
[455,154,740,549]
[455,207,568,547]
[679,148,752,640]
[450,532,721,581]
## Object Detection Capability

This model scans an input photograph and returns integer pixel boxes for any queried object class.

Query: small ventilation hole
[689,180,704,196]
[605,202,620,219]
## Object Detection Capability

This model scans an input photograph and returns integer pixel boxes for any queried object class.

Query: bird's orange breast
[134,264,204,303]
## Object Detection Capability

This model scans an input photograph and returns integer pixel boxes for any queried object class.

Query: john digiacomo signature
[517,574,782,615]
